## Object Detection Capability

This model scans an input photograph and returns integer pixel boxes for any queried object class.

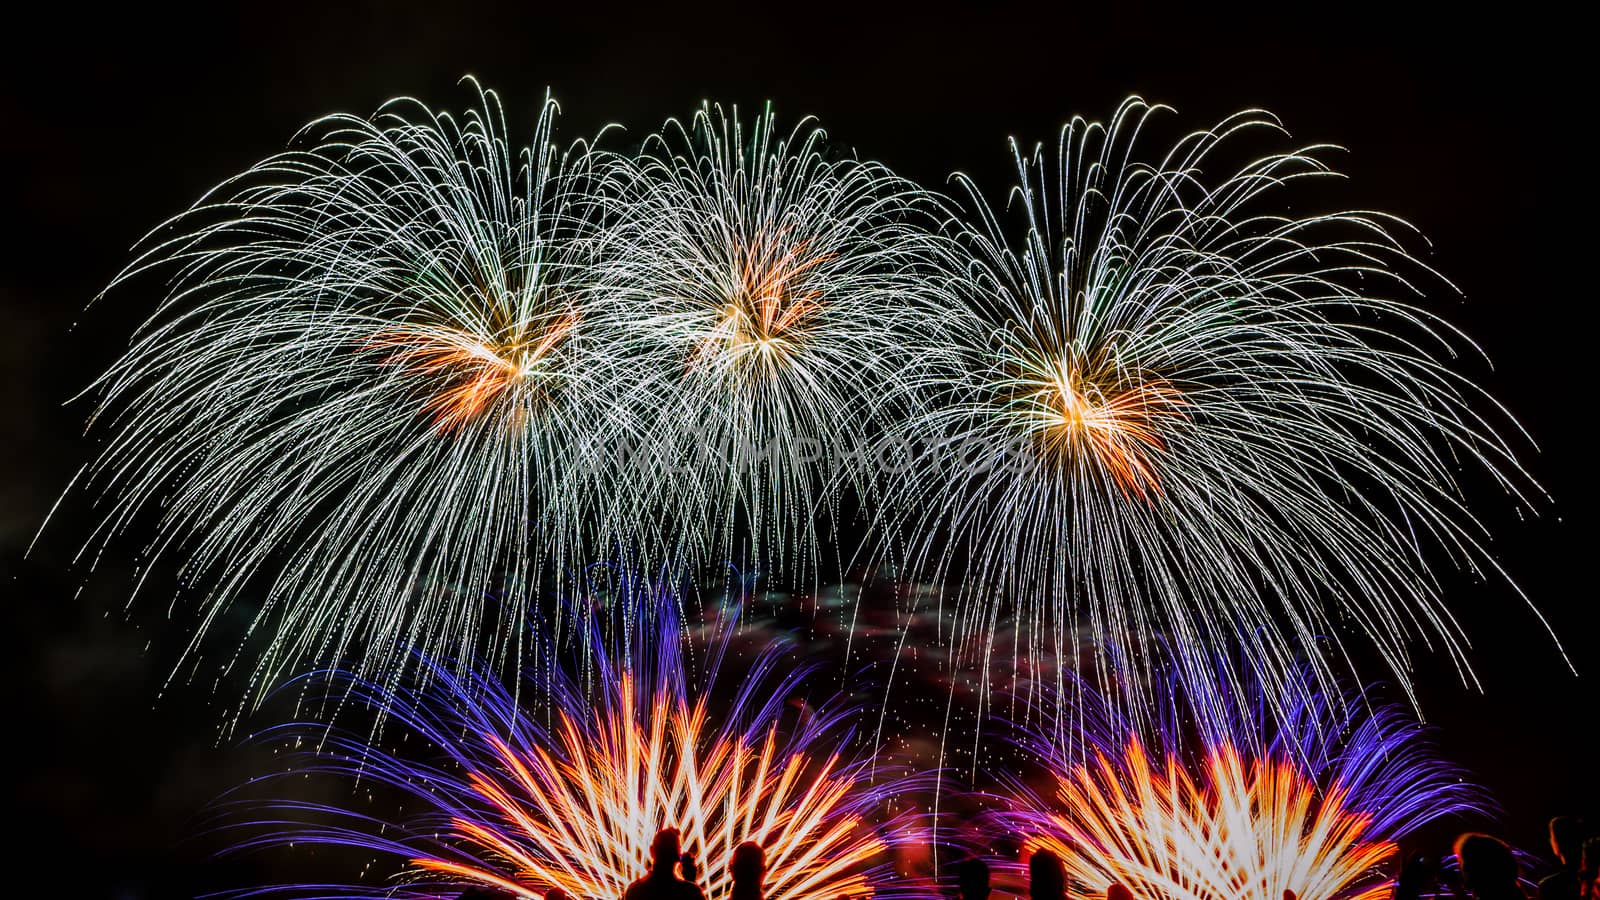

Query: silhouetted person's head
[732,841,767,900]
[1393,851,1436,900]
[1455,833,1521,898]
[652,828,684,873]
[1027,848,1066,900]
[1552,817,1587,867]
[546,888,571,900]
[955,856,990,900]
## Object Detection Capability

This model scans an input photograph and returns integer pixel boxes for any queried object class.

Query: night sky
[2,4,1592,897]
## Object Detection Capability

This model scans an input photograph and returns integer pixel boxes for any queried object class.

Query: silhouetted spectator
[681,851,701,885]
[1581,836,1600,900]
[1027,848,1066,900]
[1392,851,1436,900]
[952,856,989,900]
[624,828,709,900]
[1456,833,1528,899]
[1107,885,1134,900]
[732,841,767,900]
[548,888,572,900]
[1543,818,1588,900]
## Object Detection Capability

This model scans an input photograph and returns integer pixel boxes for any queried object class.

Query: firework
[219,574,929,899]
[1002,669,1485,900]
[879,97,1545,714]
[56,82,615,709]
[581,103,965,586]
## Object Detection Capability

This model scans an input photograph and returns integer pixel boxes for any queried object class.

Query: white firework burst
[880,98,1548,717]
[578,103,965,588]
[60,81,613,711]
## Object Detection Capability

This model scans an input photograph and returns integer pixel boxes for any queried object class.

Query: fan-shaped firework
[219,575,930,899]
[583,104,963,585]
[57,82,610,706]
[1000,669,1485,900]
[881,97,1543,712]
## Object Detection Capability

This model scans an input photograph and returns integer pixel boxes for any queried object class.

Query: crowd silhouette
[454,818,1599,900]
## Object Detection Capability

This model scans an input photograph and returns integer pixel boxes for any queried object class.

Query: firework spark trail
[1001,667,1486,900]
[580,103,967,588]
[879,97,1548,724]
[54,82,619,717]
[215,573,933,900]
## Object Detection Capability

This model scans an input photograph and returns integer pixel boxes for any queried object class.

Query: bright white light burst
[581,104,964,586]
[880,98,1547,717]
[63,82,613,712]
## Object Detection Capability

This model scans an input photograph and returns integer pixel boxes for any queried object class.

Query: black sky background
[2,3,1593,897]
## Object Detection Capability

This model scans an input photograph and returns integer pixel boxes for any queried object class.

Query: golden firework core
[374,311,578,433]
[693,230,830,375]
[1023,358,1184,500]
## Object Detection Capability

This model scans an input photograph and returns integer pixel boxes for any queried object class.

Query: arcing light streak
[880,97,1545,718]
[221,576,927,900]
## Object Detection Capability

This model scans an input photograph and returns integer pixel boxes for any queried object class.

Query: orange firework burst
[374,311,578,433]
[1010,357,1186,500]
[1025,738,1395,900]
[693,229,832,377]
[231,584,925,900]
[410,673,885,900]
[999,666,1486,900]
